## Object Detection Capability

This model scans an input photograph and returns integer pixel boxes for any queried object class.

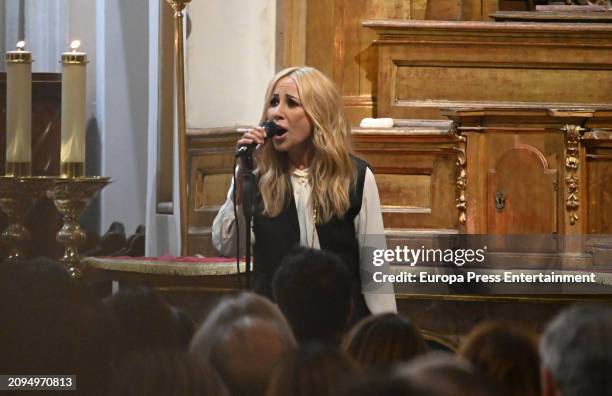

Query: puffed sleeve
[211,177,248,257]
[355,167,397,314]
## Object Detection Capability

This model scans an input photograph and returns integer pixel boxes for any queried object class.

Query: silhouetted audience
[458,321,540,396]
[398,353,497,396]
[190,292,296,396]
[109,349,229,396]
[266,343,359,396]
[171,305,195,348]
[0,257,117,396]
[104,286,184,361]
[273,247,353,345]
[339,371,433,396]
[539,304,612,396]
[343,313,427,370]
[7,256,612,396]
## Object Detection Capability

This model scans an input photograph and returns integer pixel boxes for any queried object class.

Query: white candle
[5,41,32,166]
[61,40,87,168]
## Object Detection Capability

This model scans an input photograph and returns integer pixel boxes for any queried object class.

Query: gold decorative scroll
[454,128,467,225]
[563,124,582,226]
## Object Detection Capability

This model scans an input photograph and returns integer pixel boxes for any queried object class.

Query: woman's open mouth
[273,128,288,141]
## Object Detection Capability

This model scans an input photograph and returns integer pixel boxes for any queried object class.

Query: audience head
[339,371,432,396]
[104,286,182,359]
[398,353,497,396]
[0,257,116,396]
[343,313,427,370]
[458,321,539,396]
[171,305,196,348]
[273,247,353,345]
[110,349,229,396]
[190,292,296,396]
[539,304,612,396]
[266,343,359,396]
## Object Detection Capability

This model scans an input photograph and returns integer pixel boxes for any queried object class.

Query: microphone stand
[240,151,256,290]
[235,122,281,289]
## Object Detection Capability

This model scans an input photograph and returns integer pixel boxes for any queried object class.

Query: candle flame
[16,41,25,51]
[70,40,81,51]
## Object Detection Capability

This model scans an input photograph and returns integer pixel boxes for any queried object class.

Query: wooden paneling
[395,64,611,104]
[377,174,432,210]
[352,121,462,231]
[426,0,463,20]
[365,20,612,119]
[194,173,233,210]
[583,129,612,234]
[276,0,307,70]
[463,0,502,20]
[186,128,240,256]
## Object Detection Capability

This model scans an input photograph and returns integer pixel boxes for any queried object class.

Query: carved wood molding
[454,126,467,225]
[563,124,583,226]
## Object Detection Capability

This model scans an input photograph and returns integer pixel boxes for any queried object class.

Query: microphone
[235,121,286,158]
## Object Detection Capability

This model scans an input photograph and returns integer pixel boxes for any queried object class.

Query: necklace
[311,207,318,248]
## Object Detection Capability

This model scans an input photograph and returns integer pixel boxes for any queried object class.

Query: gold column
[167,0,190,256]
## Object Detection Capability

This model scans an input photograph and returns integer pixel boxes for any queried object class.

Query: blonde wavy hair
[256,66,356,223]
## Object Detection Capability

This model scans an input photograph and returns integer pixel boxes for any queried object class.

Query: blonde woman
[212,66,396,317]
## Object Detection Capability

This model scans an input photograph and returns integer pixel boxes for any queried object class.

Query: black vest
[251,157,369,299]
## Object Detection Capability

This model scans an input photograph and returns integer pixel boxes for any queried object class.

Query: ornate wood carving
[454,128,467,225]
[564,124,583,226]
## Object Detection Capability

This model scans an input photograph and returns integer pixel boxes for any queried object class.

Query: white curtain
[24,0,65,72]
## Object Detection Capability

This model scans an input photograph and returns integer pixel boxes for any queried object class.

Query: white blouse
[212,167,397,314]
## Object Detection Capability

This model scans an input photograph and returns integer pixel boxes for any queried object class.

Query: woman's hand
[234,126,267,204]
[236,126,267,149]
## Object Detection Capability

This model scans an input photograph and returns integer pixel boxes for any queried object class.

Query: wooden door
[487,145,557,235]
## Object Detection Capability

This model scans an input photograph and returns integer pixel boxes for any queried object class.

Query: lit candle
[60,40,87,178]
[5,41,32,177]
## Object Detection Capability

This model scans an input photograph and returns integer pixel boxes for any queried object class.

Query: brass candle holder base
[47,176,111,278]
[0,176,56,262]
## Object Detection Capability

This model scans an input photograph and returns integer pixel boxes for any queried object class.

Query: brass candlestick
[0,176,55,261]
[47,176,110,278]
